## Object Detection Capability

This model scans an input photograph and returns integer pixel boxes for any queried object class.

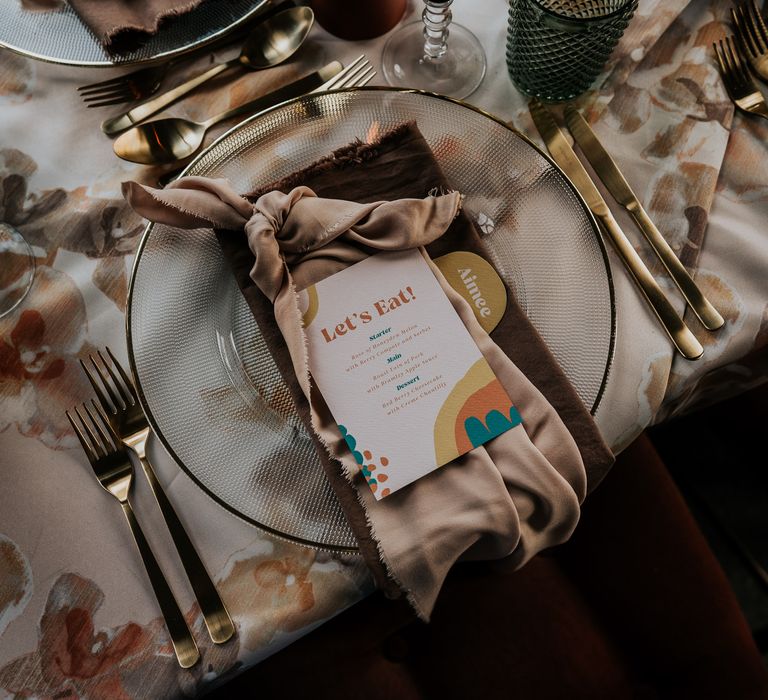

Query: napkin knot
[123,177,462,303]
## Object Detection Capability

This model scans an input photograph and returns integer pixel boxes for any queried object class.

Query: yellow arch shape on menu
[302,284,319,328]
[433,357,496,465]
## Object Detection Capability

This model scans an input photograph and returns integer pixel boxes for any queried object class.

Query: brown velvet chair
[210,432,768,699]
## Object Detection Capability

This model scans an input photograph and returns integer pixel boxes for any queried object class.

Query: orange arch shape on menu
[453,378,513,455]
[434,358,514,465]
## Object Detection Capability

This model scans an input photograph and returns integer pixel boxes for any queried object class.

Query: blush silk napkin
[67,0,206,53]
[123,123,613,618]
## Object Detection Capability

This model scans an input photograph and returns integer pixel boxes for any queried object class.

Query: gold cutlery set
[529,102,724,360]
[78,6,375,167]
[67,349,232,668]
[715,1,768,121]
[114,56,374,165]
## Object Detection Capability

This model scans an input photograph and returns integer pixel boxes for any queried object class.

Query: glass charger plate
[127,88,615,551]
[0,0,267,67]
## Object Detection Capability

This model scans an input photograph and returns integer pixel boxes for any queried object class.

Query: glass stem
[422,0,453,63]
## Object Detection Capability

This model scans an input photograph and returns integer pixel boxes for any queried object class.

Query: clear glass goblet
[381,0,487,100]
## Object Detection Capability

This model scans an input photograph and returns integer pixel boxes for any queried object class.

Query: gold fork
[714,36,768,120]
[731,1,768,82]
[66,401,200,668]
[81,348,235,645]
[78,61,178,108]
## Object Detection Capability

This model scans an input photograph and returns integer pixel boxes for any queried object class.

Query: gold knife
[564,107,724,332]
[529,100,703,360]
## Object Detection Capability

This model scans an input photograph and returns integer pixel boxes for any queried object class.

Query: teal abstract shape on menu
[338,424,364,464]
[464,416,491,448]
[485,409,512,436]
[464,406,523,449]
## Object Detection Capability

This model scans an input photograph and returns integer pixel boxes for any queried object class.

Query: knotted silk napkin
[124,123,613,618]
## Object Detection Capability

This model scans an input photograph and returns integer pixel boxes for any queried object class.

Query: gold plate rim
[126,86,616,549]
[0,0,269,68]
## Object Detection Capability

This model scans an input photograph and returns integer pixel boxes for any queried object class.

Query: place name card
[301,249,521,499]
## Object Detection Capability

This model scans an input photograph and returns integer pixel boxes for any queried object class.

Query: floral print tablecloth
[1,0,766,697]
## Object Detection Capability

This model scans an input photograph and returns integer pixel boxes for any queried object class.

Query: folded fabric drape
[68,0,206,53]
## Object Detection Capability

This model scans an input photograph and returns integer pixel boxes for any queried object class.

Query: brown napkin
[123,122,614,618]
[68,0,206,53]
[241,123,613,488]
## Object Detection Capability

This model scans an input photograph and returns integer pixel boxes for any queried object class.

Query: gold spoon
[113,61,343,165]
[102,6,315,136]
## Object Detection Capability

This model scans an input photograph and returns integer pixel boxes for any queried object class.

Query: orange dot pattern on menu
[338,425,391,497]
[364,454,390,497]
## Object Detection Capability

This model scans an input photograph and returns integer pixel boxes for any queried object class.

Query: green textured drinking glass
[506,0,637,102]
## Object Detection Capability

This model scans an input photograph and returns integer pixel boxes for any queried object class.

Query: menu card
[301,249,521,499]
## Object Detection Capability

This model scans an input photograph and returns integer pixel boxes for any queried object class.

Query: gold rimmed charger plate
[0,0,268,67]
[127,88,616,551]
